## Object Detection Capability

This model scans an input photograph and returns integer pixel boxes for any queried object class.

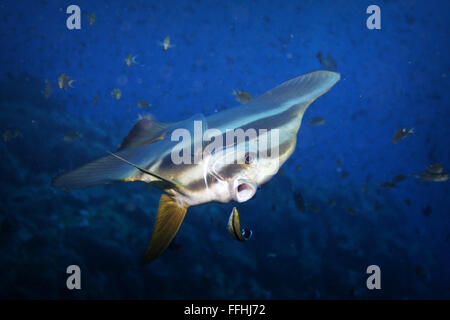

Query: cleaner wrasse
[52,70,340,264]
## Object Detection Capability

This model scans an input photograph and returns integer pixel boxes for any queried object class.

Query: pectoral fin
[142,194,188,264]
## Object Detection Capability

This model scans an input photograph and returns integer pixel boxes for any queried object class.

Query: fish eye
[241,228,253,240]
[244,152,255,164]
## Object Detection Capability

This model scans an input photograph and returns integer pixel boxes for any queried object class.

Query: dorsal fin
[118,116,172,151]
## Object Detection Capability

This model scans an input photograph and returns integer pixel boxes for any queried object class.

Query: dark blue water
[0,0,449,299]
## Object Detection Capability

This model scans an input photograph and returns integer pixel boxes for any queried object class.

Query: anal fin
[142,194,188,264]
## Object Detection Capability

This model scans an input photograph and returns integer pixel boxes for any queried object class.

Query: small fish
[58,73,75,90]
[266,253,277,258]
[232,89,253,104]
[110,88,122,100]
[2,129,21,142]
[404,198,412,206]
[416,170,449,182]
[227,207,252,242]
[341,171,349,178]
[295,164,302,171]
[336,159,342,167]
[87,12,95,26]
[345,207,356,216]
[43,79,51,99]
[380,181,396,189]
[316,52,337,71]
[308,116,326,126]
[161,36,174,51]
[293,191,306,213]
[392,127,414,144]
[125,54,138,67]
[328,199,336,208]
[445,233,450,242]
[308,204,320,212]
[422,205,432,217]
[137,100,151,108]
[361,184,367,194]
[64,130,82,142]
[391,174,408,183]
[427,163,443,174]
[2,130,11,142]
[92,96,98,106]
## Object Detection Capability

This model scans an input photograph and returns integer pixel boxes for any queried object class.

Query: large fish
[52,70,340,264]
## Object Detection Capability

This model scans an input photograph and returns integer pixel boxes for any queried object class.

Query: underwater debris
[2,129,21,142]
[422,205,432,217]
[87,12,95,26]
[232,89,253,104]
[110,88,122,100]
[125,54,138,67]
[308,116,326,126]
[446,233,450,242]
[416,163,448,182]
[227,207,252,242]
[392,127,414,144]
[293,191,306,213]
[316,52,337,71]
[43,79,51,99]
[266,253,277,258]
[58,73,75,90]
[137,100,151,108]
[63,130,82,142]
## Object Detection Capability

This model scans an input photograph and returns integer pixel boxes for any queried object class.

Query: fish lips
[233,178,257,203]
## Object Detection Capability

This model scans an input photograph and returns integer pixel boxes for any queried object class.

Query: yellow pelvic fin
[142,194,188,264]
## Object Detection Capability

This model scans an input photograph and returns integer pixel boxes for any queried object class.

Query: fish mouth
[233,178,257,203]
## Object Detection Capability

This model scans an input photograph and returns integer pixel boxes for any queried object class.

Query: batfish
[52,70,340,264]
